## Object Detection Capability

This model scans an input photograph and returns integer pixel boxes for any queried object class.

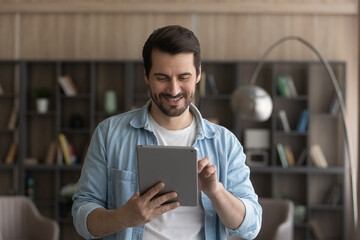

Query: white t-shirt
[144,114,205,240]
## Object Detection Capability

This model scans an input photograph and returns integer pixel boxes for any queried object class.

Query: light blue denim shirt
[72,101,262,240]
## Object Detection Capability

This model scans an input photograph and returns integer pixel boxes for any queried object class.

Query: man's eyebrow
[179,72,192,76]
[153,72,193,77]
[153,73,169,77]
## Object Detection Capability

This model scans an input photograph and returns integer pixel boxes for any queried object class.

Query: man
[72,25,262,240]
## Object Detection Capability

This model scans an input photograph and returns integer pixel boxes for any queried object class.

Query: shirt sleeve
[72,125,108,239]
[225,133,262,239]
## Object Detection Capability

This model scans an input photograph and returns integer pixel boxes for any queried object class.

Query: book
[58,134,72,165]
[0,82,4,95]
[277,75,291,97]
[296,109,308,132]
[58,75,78,96]
[276,143,288,168]
[325,184,341,206]
[278,110,290,132]
[25,158,39,165]
[286,76,298,97]
[283,145,295,166]
[309,220,325,240]
[328,93,340,115]
[45,141,57,165]
[277,75,286,97]
[297,148,307,166]
[7,105,19,130]
[206,74,219,95]
[57,142,63,166]
[67,142,78,165]
[310,144,328,168]
[313,144,328,168]
[5,142,18,164]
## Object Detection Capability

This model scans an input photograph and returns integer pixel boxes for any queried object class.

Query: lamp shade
[231,85,273,122]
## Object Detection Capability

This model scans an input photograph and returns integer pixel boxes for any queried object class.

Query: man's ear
[144,69,149,85]
[196,66,202,84]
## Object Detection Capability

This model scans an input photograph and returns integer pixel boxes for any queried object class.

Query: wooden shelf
[0,60,347,240]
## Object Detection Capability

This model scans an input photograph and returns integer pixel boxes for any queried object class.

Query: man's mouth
[161,94,185,104]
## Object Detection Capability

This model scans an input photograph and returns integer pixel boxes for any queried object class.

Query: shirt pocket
[107,168,137,209]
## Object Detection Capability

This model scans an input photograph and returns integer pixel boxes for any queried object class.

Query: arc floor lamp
[231,36,358,234]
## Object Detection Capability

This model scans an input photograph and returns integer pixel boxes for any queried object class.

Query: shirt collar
[130,100,215,139]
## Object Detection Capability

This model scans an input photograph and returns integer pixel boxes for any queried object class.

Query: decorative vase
[36,98,49,114]
[104,90,117,114]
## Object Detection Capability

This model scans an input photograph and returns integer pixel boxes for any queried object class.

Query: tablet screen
[136,145,198,206]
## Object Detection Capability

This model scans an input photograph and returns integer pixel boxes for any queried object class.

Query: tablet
[136,145,198,206]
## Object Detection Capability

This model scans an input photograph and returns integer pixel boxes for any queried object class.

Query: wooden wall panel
[0,14,16,58]
[19,14,192,59]
[196,15,356,61]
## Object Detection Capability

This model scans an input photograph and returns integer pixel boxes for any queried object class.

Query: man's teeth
[167,96,181,101]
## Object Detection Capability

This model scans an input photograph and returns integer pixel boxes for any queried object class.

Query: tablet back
[136,145,198,206]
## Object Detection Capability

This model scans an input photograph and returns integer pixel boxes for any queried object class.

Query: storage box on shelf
[0,60,346,240]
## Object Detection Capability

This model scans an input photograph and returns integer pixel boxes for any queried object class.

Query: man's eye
[156,77,167,81]
[180,76,190,80]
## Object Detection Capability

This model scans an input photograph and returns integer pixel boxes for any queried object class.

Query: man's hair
[142,25,201,78]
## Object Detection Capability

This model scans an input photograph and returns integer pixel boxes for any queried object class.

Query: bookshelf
[0,60,346,240]
[238,62,346,240]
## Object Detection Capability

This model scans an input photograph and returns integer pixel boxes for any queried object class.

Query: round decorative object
[231,85,273,122]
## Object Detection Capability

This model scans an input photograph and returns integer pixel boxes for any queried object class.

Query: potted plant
[33,88,51,114]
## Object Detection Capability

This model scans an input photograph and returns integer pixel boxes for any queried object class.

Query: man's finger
[198,157,211,173]
[203,164,217,177]
[141,182,165,201]
[155,201,180,215]
[150,191,178,208]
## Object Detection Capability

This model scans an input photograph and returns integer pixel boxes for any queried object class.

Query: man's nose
[167,78,181,96]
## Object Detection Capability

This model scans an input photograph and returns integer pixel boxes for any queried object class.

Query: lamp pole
[245,36,357,233]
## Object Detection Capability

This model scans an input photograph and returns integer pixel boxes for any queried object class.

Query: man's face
[145,49,201,117]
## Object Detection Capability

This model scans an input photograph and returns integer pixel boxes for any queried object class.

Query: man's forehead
[150,50,196,72]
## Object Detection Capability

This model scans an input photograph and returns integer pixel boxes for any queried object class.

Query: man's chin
[159,105,187,117]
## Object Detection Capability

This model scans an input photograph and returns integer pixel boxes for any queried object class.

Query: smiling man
[72,25,262,240]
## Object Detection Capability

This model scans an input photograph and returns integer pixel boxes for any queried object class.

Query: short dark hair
[142,25,201,78]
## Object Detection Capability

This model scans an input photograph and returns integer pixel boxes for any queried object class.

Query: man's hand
[197,157,221,197]
[87,182,179,237]
[197,156,246,230]
[121,182,180,227]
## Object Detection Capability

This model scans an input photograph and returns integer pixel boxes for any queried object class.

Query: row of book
[276,143,296,167]
[1,134,86,166]
[26,134,81,166]
[57,134,78,165]
[1,75,77,97]
[276,143,329,168]
[277,74,341,116]
[277,75,298,98]
[278,109,308,133]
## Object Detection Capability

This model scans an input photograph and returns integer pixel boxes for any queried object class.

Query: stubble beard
[149,89,194,117]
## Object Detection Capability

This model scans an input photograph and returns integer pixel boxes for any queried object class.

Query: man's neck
[149,103,193,131]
